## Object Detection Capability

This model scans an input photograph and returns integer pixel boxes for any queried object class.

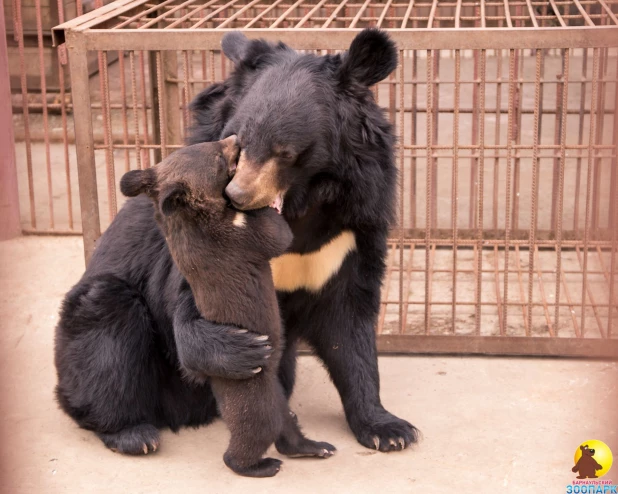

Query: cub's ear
[339,29,397,86]
[159,183,187,216]
[120,168,156,197]
[221,31,249,64]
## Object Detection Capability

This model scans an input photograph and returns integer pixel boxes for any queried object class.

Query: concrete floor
[0,236,617,493]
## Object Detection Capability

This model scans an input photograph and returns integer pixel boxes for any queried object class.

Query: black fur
[190,29,418,452]
[117,140,335,476]
[54,29,417,458]
[54,198,273,453]
[340,28,399,87]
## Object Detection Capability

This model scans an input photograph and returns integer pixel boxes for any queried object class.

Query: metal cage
[51,0,618,358]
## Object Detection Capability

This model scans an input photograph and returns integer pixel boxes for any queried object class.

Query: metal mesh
[10,0,618,356]
[76,0,618,30]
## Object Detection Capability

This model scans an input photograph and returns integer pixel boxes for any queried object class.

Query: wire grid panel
[66,42,618,357]
[17,0,618,233]
[10,0,78,235]
[66,0,618,29]
[382,46,617,356]
[44,0,618,356]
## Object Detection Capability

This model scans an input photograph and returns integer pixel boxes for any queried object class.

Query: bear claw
[98,424,160,455]
[354,412,419,452]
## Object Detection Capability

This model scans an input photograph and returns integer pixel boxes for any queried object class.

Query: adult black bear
[120,138,335,477]
[188,29,417,452]
[54,28,416,456]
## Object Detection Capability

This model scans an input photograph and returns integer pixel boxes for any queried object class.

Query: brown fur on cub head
[120,136,240,224]
[119,136,293,330]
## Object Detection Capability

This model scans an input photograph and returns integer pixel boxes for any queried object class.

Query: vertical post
[66,33,101,265]
[431,51,439,229]
[149,50,181,164]
[0,7,21,240]
[149,51,162,163]
[164,51,181,147]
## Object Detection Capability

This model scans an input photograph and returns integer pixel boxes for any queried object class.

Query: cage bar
[6,0,617,357]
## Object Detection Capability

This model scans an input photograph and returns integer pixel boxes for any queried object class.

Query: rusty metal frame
[47,0,618,358]
[56,26,618,51]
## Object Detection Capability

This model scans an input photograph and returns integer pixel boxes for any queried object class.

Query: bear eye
[276,148,295,162]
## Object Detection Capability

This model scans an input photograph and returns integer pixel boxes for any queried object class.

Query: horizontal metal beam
[375,335,618,358]
[298,335,618,358]
[52,0,146,46]
[62,26,618,52]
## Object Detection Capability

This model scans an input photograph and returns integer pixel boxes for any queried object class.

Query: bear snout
[225,181,249,208]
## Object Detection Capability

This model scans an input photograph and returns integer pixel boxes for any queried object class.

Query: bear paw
[177,325,274,381]
[97,424,160,455]
[223,454,282,478]
[276,437,337,459]
[351,410,419,453]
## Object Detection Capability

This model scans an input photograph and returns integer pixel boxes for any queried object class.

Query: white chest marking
[233,212,246,227]
[270,230,357,293]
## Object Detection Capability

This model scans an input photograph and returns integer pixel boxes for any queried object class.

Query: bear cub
[120,137,335,477]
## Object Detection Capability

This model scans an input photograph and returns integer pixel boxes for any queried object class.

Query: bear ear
[120,169,156,197]
[222,32,289,69]
[338,28,397,87]
[221,31,249,64]
[159,183,187,216]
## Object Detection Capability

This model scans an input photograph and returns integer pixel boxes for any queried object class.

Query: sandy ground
[0,235,617,493]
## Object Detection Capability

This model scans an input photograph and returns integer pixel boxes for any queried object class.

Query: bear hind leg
[97,424,160,455]
[221,418,282,478]
[55,275,161,455]
[222,429,282,478]
[275,410,336,459]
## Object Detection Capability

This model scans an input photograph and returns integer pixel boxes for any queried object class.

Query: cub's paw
[178,326,273,381]
[352,411,419,453]
[224,454,282,478]
[276,437,337,459]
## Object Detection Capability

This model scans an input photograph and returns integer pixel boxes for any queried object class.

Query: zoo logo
[567,440,615,494]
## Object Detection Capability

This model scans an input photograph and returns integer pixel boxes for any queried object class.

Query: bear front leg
[173,287,274,381]
[306,284,419,453]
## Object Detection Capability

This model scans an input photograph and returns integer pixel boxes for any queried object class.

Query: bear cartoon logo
[573,445,603,479]
[572,441,614,479]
